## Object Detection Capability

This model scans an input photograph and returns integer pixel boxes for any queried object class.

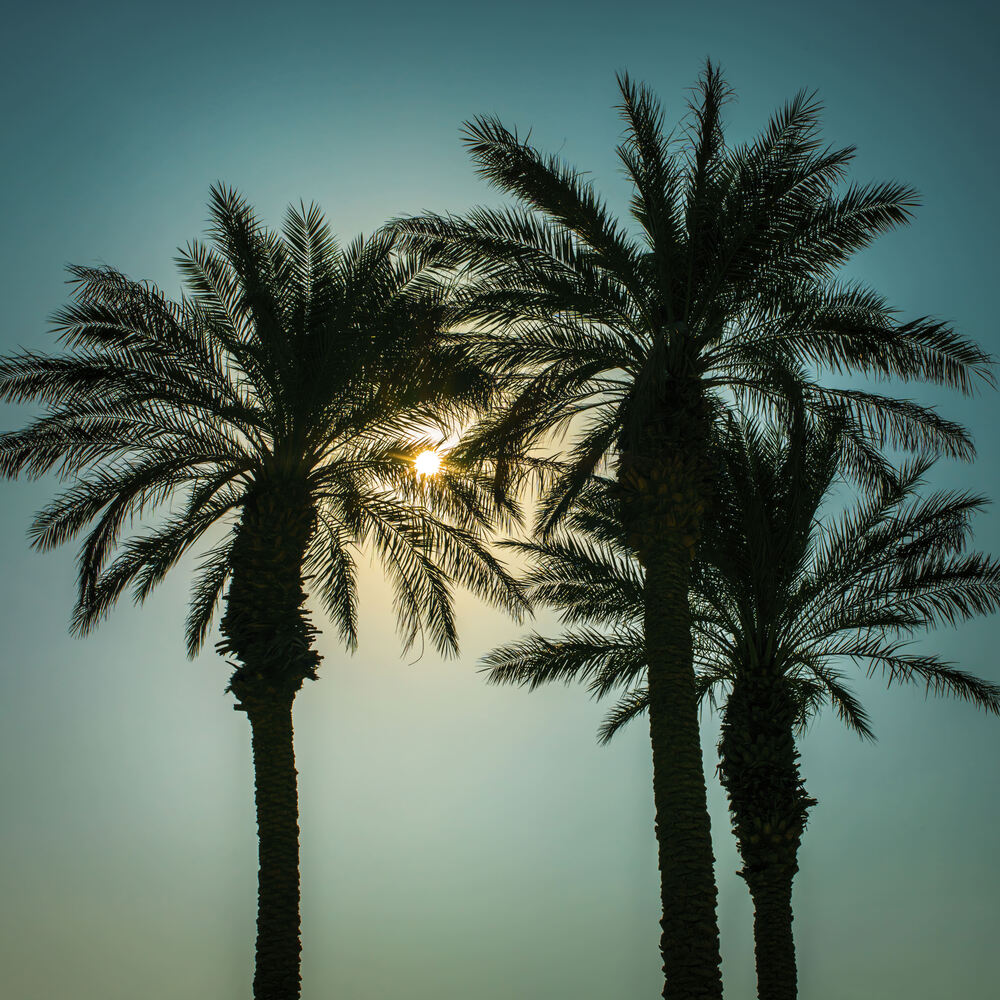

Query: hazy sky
[1,1,998,998]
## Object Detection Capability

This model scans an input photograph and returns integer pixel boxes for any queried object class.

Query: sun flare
[414,449,442,478]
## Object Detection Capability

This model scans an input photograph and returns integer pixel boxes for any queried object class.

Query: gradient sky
[1,1,998,997]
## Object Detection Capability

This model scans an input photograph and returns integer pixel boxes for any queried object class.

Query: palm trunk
[644,550,724,1000]
[219,476,320,1000]
[718,674,814,1000]
[745,870,797,1000]
[620,386,723,999]
[246,695,302,1000]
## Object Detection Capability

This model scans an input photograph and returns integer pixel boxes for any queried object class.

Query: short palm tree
[395,64,993,997]
[483,418,1000,1000]
[0,186,526,1000]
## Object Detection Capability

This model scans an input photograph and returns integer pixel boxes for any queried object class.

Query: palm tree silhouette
[483,418,1000,1000]
[0,186,526,1000]
[395,64,992,997]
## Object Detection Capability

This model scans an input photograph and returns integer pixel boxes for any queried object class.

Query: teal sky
[1,1,997,997]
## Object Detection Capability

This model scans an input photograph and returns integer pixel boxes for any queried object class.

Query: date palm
[0,186,526,1000]
[483,418,1000,1000]
[395,64,992,997]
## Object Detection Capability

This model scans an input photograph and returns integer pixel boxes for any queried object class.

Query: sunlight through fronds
[414,449,442,478]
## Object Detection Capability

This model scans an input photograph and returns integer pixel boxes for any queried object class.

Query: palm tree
[483,419,1000,1000]
[0,186,526,1000]
[394,64,993,997]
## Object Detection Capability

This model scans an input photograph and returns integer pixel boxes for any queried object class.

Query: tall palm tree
[0,186,526,1000]
[395,64,993,997]
[483,419,1000,1000]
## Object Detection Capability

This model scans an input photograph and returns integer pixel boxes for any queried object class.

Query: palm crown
[0,185,524,665]
[399,66,991,528]
[485,419,1000,737]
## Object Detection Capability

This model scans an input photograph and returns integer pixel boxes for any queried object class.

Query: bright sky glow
[414,449,442,477]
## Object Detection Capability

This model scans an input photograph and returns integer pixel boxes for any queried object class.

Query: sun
[414,449,442,478]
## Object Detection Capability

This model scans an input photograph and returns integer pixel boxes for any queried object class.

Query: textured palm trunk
[219,475,320,1000]
[718,673,814,1000]
[619,385,723,1000]
[246,695,302,1000]
[746,871,797,1000]
[644,550,724,1000]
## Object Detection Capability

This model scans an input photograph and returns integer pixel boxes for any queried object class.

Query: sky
[1,0,998,997]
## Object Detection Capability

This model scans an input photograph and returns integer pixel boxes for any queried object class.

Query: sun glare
[414,449,442,478]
